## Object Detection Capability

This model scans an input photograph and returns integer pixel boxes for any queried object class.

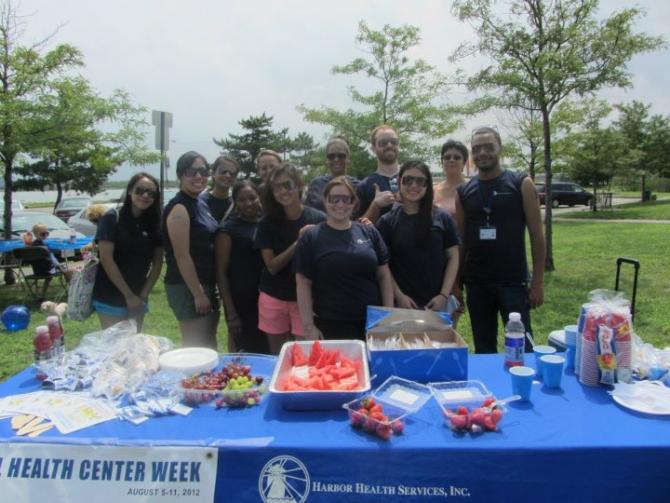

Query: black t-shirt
[304,174,360,212]
[377,205,459,307]
[295,221,389,321]
[200,191,232,223]
[456,170,528,283]
[254,206,326,301]
[92,208,162,306]
[30,239,56,276]
[355,172,398,218]
[162,191,219,285]
[219,214,263,305]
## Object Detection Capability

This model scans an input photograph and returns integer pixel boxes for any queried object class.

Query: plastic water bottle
[504,312,525,367]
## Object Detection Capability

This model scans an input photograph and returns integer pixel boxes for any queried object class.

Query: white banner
[0,443,218,502]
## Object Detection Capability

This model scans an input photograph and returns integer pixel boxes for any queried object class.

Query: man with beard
[455,127,545,354]
[356,124,400,223]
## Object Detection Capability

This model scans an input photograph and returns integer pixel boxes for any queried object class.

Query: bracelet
[439,292,449,299]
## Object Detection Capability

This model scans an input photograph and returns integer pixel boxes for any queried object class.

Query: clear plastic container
[343,376,432,440]
[428,380,493,416]
[178,381,267,407]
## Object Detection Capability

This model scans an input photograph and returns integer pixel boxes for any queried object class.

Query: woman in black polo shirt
[376,160,460,313]
[163,151,220,348]
[216,180,269,354]
[295,176,394,341]
[92,172,163,330]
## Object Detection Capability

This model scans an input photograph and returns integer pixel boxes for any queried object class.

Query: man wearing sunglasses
[455,127,545,355]
[200,155,239,222]
[355,124,401,223]
[304,136,359,212]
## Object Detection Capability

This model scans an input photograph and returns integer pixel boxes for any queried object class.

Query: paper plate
[611,382,670,416]
[159,348,219,374]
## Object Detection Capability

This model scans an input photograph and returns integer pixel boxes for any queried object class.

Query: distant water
[12,189,126,205]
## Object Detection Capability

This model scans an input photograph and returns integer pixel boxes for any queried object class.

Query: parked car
[68,203,117,237]
[1,211,86,259]
[53,196,91,222]
[0,199,25,214]
[536,182,593,208]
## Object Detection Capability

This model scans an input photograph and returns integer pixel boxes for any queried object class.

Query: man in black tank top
[455,127,545,353]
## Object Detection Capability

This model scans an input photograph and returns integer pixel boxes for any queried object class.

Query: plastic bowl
[159,347,219,374]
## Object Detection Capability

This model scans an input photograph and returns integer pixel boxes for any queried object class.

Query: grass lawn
[1,220,669,382]
[560,199,670,220]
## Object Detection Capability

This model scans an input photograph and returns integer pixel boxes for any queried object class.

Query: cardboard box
[366,307,468,384]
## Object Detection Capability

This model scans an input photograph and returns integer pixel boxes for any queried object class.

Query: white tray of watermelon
[269,340,371,410]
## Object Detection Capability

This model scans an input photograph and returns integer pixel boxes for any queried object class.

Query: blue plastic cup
[564,324,578,370]
[541,355,565,388]
[509,366,536,402]
[533,345,556,380]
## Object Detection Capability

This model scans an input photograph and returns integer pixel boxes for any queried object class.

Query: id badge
[479,226,497,240]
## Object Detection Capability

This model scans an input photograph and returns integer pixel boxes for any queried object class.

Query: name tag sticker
[479,227,497,240]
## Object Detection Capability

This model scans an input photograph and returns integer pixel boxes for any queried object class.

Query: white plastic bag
[67,255,99,321]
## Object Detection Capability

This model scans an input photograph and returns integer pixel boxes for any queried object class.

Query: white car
[68,203,118,237]
[0,199,25,214]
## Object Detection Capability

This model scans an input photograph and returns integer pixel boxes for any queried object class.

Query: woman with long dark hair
[376,160,460,312]
[296,176,394,340]
[92,172,163,330]
[216,180,269,354]
[254,163,325,354]
[163,151,220,348]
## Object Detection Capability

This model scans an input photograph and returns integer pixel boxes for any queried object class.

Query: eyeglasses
[377,137,399,147]
[443,154,463,161]
[326,194,354,205]
[326,153,347,161]
[401,175,428,188]
[271,180,296,192]
[183,167,209,178]
[216,169,238,177]
[134,187,158,198]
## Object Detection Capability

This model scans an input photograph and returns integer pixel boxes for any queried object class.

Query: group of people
[88,124,545,356]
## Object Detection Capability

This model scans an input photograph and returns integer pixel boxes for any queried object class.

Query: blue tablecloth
[44,237,92,251]
[0,240,25,253]
[0,354,668,502]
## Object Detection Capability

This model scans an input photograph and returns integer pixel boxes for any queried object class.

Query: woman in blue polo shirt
[216,180,269,354]
[92,172,163,330]
[377,160,460,312]
[163,151,220,348]
[295,176,394,341]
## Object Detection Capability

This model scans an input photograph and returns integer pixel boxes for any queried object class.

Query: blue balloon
[1,305,30,332]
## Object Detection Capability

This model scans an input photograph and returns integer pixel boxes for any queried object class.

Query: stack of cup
[564,324,578,371]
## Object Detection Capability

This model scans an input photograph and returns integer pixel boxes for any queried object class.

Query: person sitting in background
[29,223,73,300]
[304,136,359,212]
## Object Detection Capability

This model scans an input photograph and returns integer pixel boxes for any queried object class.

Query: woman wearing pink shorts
[253,164,326,354]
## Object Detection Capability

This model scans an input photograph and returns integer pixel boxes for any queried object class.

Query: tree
[451,0,665,270]
[214,113,318,180]
[0,0,82,240]
[14,79,158,208]
[299,21,459,178]
[499,105,544,178]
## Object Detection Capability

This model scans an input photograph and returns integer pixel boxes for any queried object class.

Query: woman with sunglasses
[434,140,468,218]
[216,180,269,354]
[254,164,325,354]
[296,176,394,341]
[92,172,163,330]
[377,161,460,314]
[304,136,358,212]
[201,155,238,222]
[164,152,220,348]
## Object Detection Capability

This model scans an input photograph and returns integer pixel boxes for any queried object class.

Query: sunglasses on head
[272,180,295,192]
[134,186,158,198]
[183,167,209,178]
[326,153,347,161]
[401,175,428,188]
[326,194,354,205]
[443,154,463,161]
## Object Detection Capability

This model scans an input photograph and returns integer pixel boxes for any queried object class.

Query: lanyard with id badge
[478,179,497,241]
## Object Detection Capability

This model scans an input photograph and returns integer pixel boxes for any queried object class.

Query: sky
[18,0,670,181]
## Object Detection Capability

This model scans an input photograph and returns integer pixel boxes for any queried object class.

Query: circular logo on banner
[258,455,310,503]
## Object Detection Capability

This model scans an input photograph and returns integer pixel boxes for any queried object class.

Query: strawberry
[369,403,383,415]
[456,406,469,415]
[491,408,503,425]
[363,417,377,432]
[360,397,376,410]
[450,413,469,431]
[390,419,404,435]
[481,396,496,408]
[470,408,487,426]
[350,410,365,428]
[483,416,497,431]
[376,423,392,440]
